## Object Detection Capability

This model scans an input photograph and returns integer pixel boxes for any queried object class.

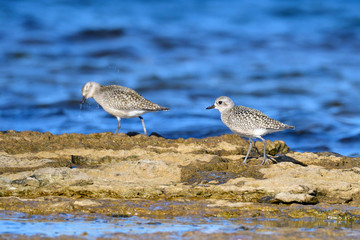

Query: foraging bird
[81,81,169,135]
[206,96,294,165]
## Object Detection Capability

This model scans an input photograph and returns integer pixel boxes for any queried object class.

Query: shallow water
[1,0,360,156]
[1,212,360,239]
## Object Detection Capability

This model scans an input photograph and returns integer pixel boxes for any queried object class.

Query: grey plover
[81,81,169,135]
[206,96,295,165]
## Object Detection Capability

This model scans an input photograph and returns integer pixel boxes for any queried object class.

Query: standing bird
[206,96,294,165]
[81,81,169,135]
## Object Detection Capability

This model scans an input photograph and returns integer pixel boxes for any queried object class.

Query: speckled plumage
[206,96,294,165]
[95,85,167,112]
[222,105,292,138]
[81,81,169,135]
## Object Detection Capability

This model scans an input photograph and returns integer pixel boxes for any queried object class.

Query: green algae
[0,131,289,156]
[1,197,359,224]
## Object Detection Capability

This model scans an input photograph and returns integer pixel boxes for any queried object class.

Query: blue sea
[1,0,360,156]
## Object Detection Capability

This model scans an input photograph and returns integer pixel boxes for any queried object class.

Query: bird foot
[258,155,277,165]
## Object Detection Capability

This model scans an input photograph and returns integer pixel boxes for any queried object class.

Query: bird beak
[206,105,215,109]
[81,96,86,104]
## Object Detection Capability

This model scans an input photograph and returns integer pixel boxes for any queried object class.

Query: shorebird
[81,81,169,135]
[206,96,294,164]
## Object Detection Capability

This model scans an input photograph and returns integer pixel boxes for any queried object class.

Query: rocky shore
[1,130,360,223]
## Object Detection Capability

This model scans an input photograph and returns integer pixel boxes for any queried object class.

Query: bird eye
[218,101,223,104]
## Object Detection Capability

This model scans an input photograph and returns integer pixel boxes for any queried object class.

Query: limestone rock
[0,131,359,205]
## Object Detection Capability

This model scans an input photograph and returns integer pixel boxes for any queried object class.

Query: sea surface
[1,0,360,156]
[1,212,359,239]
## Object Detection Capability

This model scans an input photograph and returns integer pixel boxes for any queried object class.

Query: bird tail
[159,106,169,111]
[286,125,295,130]
[144,106,169,112]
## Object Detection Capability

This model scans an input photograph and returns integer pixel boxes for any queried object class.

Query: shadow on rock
[274,155,307,167]
[180,156,264,185]
[126,132,165,138]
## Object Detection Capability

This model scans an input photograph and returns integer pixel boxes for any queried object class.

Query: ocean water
[1,212,359,239]
[1,0,360,156]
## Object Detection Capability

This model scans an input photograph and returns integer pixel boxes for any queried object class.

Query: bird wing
[229,106,288,130]
[100,86,163,111]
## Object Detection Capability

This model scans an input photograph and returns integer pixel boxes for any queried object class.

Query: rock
[0,131,359,205]
[24,177,40,187]
[262,192,318,204]
[73,199,102,207]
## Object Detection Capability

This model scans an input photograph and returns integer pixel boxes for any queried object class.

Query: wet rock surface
[0,131,360,238]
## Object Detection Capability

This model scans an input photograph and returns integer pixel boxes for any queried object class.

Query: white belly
[252,128,269,137]
[102,106,146,118]
[230,128,279,138]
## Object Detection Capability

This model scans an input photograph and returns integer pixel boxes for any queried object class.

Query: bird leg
[139,116,147,136]
[243,138,253,164]
[259,137,269,165]
[115,117,121,134]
